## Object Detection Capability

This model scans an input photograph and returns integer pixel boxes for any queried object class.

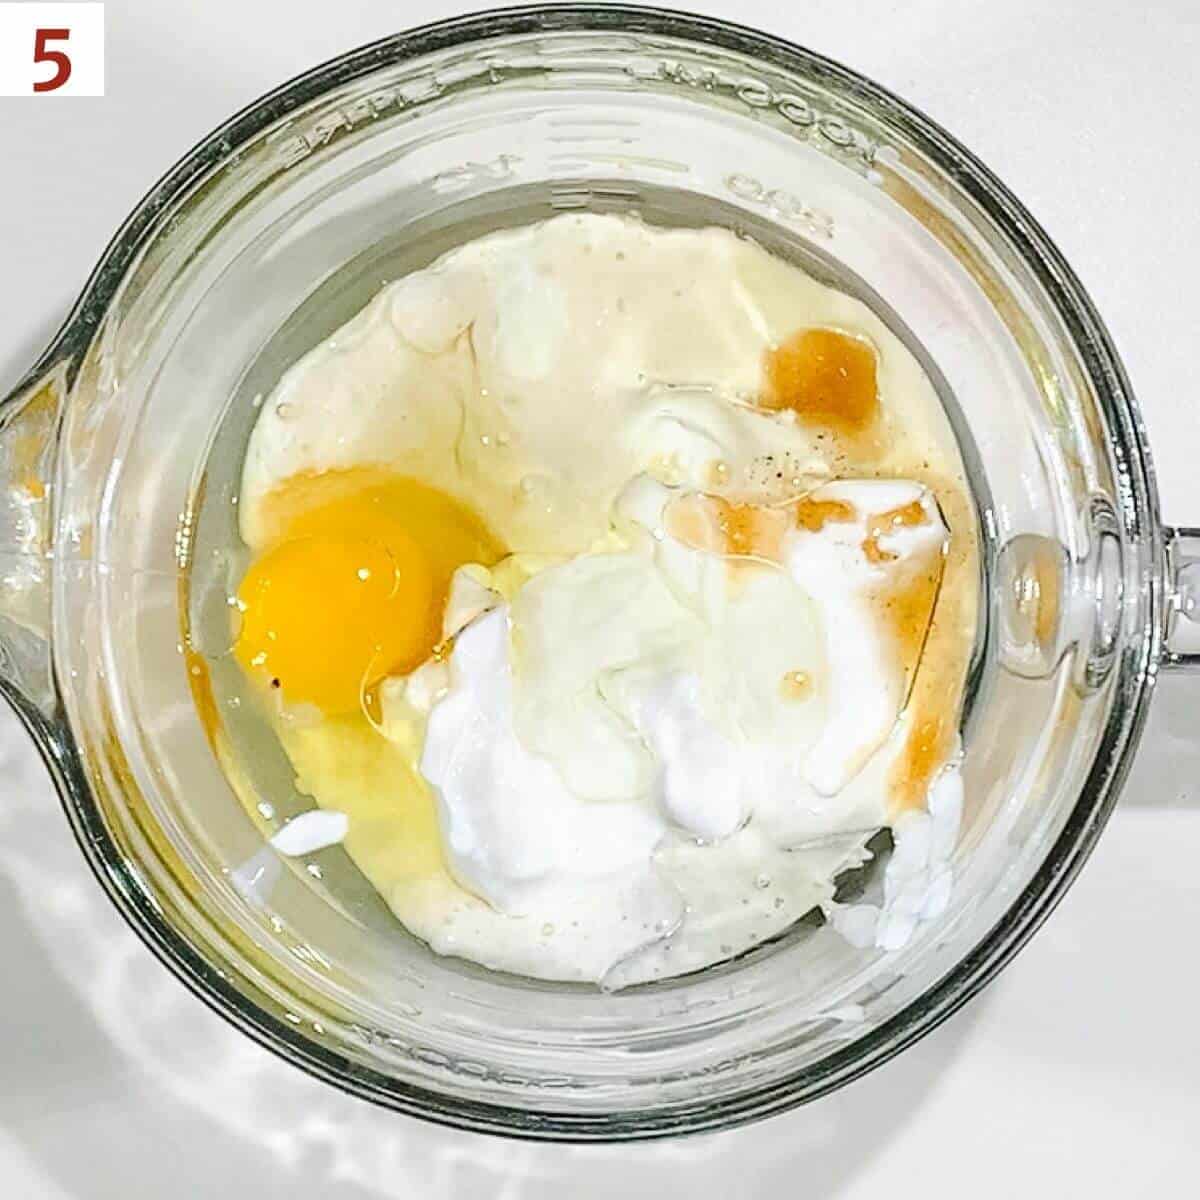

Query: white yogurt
[408,476,954,981]
[268,809,349,857]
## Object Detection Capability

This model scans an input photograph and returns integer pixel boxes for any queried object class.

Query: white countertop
[1,1,1197,1195]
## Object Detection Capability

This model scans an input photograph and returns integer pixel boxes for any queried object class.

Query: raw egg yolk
[234,469,502,715]
[235,533,431,715]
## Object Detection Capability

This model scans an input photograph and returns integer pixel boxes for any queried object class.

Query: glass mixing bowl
[1,5,1197,1140]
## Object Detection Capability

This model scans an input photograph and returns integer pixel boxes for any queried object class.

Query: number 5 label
[0,3,104,96]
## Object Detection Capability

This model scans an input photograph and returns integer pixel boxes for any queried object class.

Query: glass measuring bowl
[1,6,1197,1140]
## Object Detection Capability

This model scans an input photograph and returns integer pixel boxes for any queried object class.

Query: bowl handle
[0,362,62,726]
[1163,527,1200,671]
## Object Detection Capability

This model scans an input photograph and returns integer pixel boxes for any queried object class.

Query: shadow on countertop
[1120,672,1200,809]
[0,311,69,400]
[0,706,986,1200]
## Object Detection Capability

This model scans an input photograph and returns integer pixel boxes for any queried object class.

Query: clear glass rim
[9,4,1165,1140]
